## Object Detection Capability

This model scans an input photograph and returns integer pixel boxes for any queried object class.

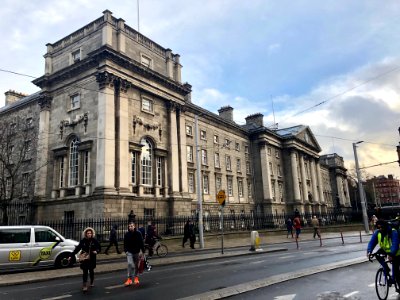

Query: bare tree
[0,116,39,225]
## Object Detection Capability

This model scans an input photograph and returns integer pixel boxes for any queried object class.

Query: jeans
[126,252,140,279]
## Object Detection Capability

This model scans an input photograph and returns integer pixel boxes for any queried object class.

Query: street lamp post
[353,141,369,233]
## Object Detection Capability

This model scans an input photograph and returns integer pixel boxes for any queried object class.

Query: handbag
[78,241,92,263]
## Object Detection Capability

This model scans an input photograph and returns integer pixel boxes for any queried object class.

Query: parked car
[0,225,79,270]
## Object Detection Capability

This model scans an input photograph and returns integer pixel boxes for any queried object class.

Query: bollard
[359,231,362,243]
[249,231,261,251]
[340,230,344,245]
[319,231,322,247]
[295,236,299,250]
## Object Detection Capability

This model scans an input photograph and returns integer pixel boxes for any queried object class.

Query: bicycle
[369,252,399,300]
[144,238,168,258]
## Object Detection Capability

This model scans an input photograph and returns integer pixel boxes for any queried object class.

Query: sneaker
[124,278,132,286]
[134,276,139,285]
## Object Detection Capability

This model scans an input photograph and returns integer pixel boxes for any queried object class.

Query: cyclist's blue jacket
[367,226,400,256]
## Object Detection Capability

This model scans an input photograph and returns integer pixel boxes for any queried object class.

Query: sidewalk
[0,227,370,287]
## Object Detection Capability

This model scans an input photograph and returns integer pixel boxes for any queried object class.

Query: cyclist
[367,219,400,292]
[145,221,160,257]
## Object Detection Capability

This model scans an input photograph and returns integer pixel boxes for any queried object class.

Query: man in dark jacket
[105,224,121,255]
[124,222,145,286]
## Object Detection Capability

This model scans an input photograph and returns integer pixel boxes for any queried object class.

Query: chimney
[245,113,264,127]
[218,106,233,122]
[5,90,26,106]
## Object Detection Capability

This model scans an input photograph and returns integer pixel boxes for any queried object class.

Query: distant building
[0,10,351,222]
[366,175,400,207]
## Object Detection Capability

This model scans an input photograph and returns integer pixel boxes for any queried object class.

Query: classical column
[316,162,324,203]
[336,176,345,206]
[35,93,52,199]
[95,71,116,192]
[167,102,180,195]
[344,178,351,206]
[259,142,272,201]
[310,159,319,203]
[290,150,301,202]
[178,107,188,194]
[299,154,308,202]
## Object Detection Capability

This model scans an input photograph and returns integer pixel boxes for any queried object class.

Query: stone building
[1,10,351,222]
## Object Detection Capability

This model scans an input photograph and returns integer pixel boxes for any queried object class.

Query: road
[0,236,369,300]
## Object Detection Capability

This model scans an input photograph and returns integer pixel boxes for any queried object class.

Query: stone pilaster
[178,107,188,194]
[310,159,319,203]
[316,162,324,203]
[259,142,272,201]
[167,102,180,195]
[291,150,301,202]
[299,154,308,202]
[336,176,345,206]
[344,178,351,206]
[166,49,174,79]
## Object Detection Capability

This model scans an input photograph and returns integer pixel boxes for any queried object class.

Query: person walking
[293,213,301,239]
[182,219,196,249]
[105,224,121,255]
[285,218,293,238]
[69,227,101,292]
[311,215,321,239]
[124,222,145,286]
[128,210,136,223]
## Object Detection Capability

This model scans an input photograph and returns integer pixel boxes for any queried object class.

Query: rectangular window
[72,49,81,62]
[236,158,241,172]
[247,181,252,198]
[144,208,155,219]
[142,98,153,113]
[59,158,64,188]
[216,176,222,192]
[267,147,271,155]
[224,139,231,149]
[214,135,219,144]
[201,149,207,165]
[214,153,220,168]
[131,152,137,184]
[269,162,274,175]
[238,179,243,197]
[244,145,249,159]
[22,173,29,194]
[157,157,162,186]
[70,94,80,110]
[279,182,283,202]
[203,175,209,194]
[24,140,31,158]
[141,55,152,68]
[246,161,251,174]
[271,180,276,199]
[235,142,240,151]
[275,150,280,158]
[226,155,232,171]
[142,155,152,186]
[277,164,282,177]
[0,228,30,243]
[188,173,195,193]
[6,177,11,198]
[187,146,193,162]
[186,125,193,136]
[188,173,194,194]
[227,177,233,196]
[83,151,89,185]
[200,130,206,140]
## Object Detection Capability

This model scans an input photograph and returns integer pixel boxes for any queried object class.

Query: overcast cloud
[0,0,399,178]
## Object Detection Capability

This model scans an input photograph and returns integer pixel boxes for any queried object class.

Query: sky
[0,0,399,179]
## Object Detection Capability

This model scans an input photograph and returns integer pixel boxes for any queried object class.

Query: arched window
[141,138,152,186]
[69,138,79,186]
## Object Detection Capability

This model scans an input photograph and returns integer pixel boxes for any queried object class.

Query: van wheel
[56,253,74,268]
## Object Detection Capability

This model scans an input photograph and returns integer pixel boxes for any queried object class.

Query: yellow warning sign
[9,250,21,261]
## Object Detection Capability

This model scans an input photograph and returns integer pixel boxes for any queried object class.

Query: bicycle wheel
[156,244,168,257]
[375,268,389,300]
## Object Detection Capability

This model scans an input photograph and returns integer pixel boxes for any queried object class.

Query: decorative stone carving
[59,112,89,139]
[38,93,52,111]
[132,115,161,136]
[96,71,117,89]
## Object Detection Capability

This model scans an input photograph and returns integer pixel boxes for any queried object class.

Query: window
[214,153,220,168]
[200,130,206,140]
[141,138,152,186]
[35,228,58,243]
[72,49,81,62]
[6,177,11,198]
[224,139,231,149]
[269,162,274,175]
[201,149,207,165]
[188,173,195,193]
[275,150,280,158]
[187,146,193,162]
[59,158,64,188]
[235,142,240,151]
[236,158,241,172]
[216,176,222,192]
[305,162,310,179]
[69,138,79,186]
[203,175,209,194]
[271,180,276,199]
[246,161,251,174]
[238,179,243,197]
[244,145,249,159]
[131,152,137,184]
[227,177,233,196]
[277,164,282,177]
[267,147,271,155]
[214,135,219,144]
[142,98,153,113]
[70,94,80,110]
[247,181,252,197]
[24,140,31,158]
[22,173,29,194]
[186,125,193,136]
[278,183,283,202]
[157,157,162,186]
[226,155,231,171]
[0,229,30,243]
[83,151,89,185]
[141,54,152,68]
[144,208,155,219]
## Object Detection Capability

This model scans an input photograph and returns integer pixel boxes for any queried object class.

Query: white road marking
[250,260,266,264]
[274,294,296,300]
[343,291,359,298]
[105,284,123,290]
[368,283,375,287]
[279,255,295,259]
[41,295,72,300]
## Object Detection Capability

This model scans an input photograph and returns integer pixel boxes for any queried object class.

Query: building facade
[366,175,400,207]
[0,11,351,222]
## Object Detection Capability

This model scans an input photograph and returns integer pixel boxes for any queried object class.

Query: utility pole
[194,115,204,248]
[353,141,369,233]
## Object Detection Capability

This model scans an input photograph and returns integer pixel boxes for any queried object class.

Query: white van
[0,225,79,270]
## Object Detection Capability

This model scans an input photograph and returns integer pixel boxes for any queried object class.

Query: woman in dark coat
[182,220,196,249]
[70,227,101,292]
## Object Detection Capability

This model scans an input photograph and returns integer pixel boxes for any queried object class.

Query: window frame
[70,94,80,110]
[141,97,154,114]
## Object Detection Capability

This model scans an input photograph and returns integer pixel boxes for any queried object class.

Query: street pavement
[0,226,370,289]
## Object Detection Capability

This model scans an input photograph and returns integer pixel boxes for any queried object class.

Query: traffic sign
[217,190,226,206]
